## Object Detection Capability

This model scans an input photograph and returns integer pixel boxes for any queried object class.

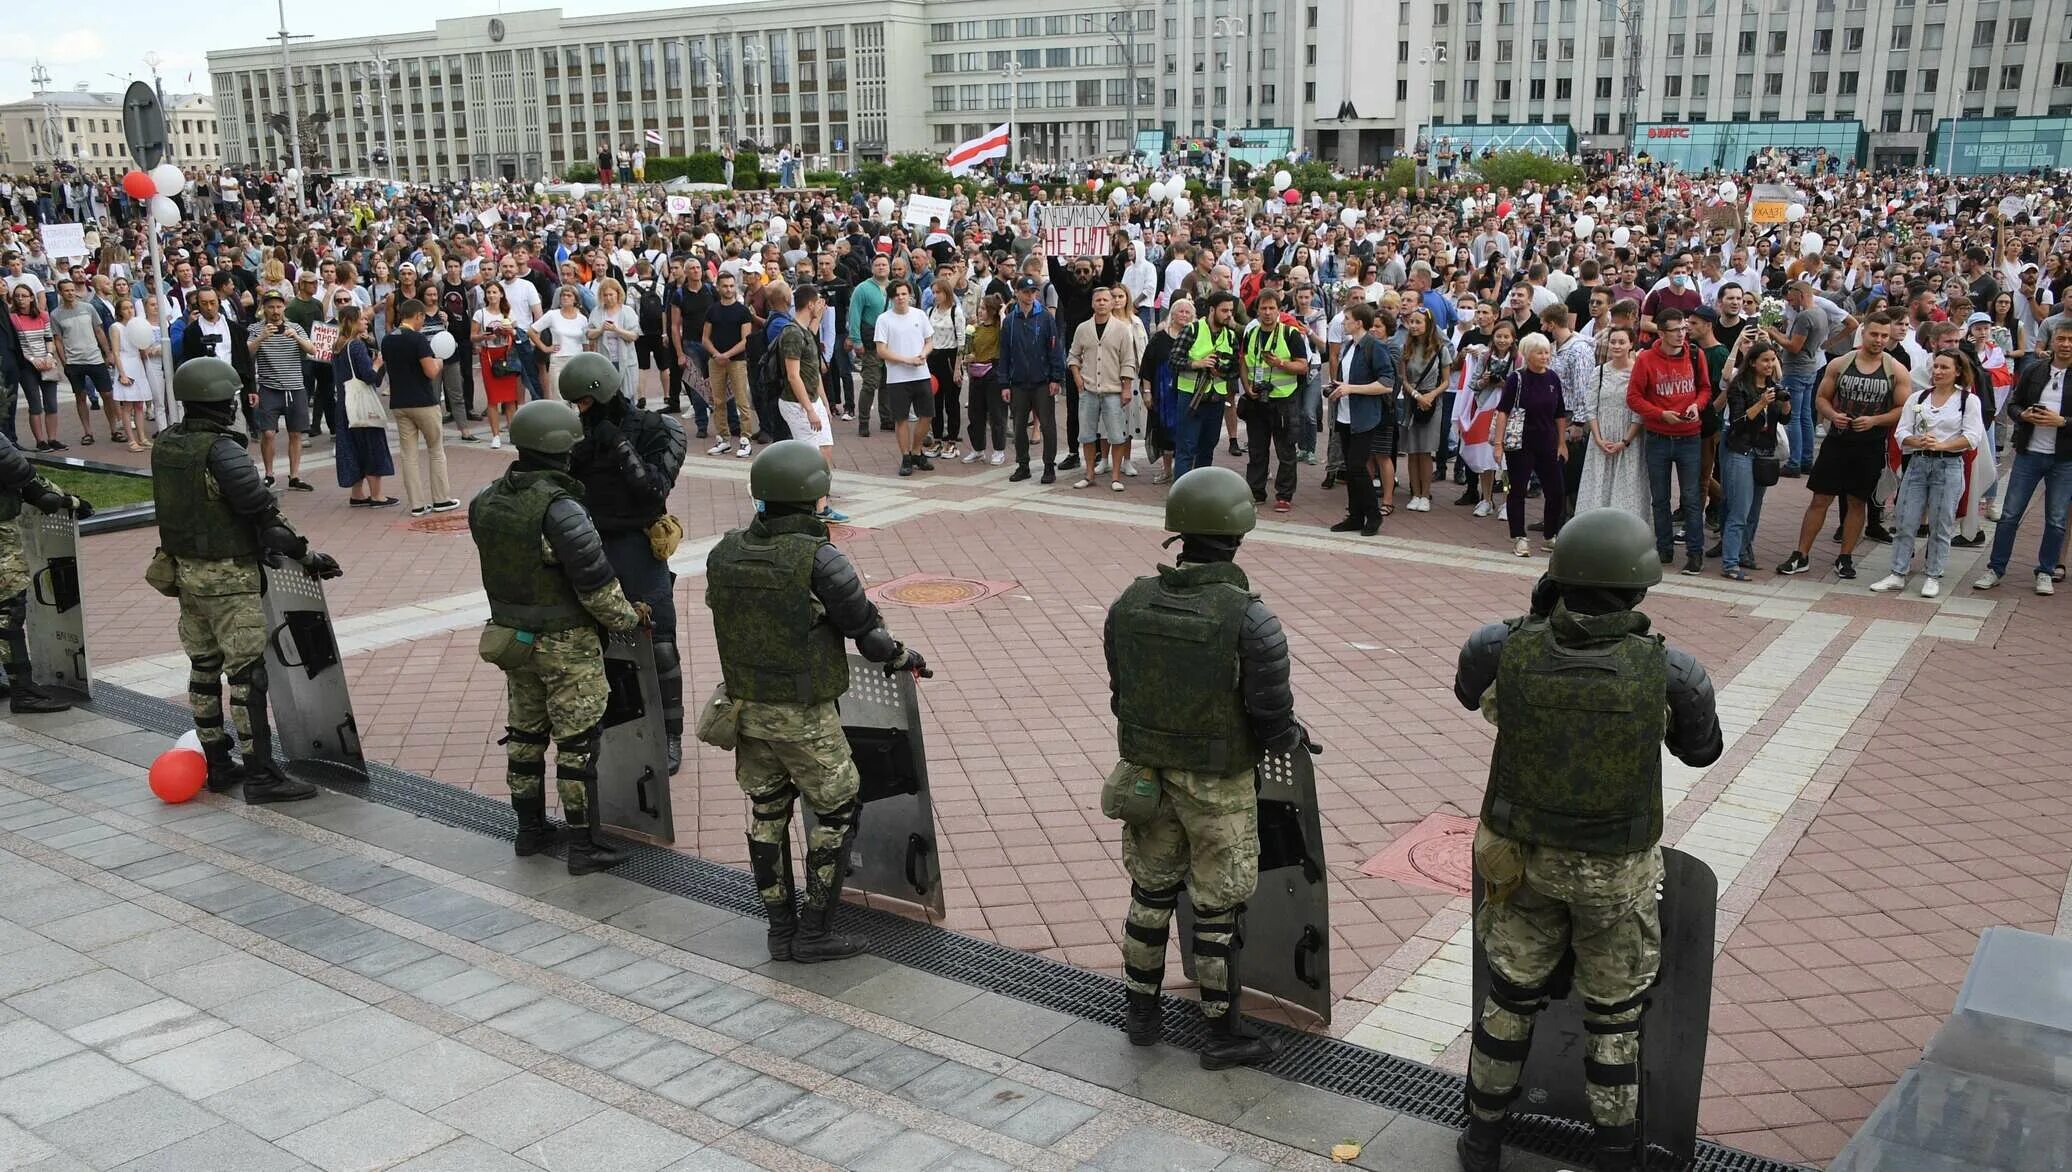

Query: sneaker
[1974,569,2002,590]
[1057,453,1081,472]
[1863,522,1894,545]
[990,451,1006,466]
[2038,573,2057,596]
[1094,456,1109,475]
[1951,532,1986,548]
[1273,499,1290,513]
[1123,460,1140,477]
[1681,556,1703,576]
[1722,567,1750,582]
[1497,504,1509,522]
[962,449,984,464]
[1778,551,1811,575]
[911,454,935,471]
[264,476,276,488]
[736,439,752,458]
[286,478,315,492]
[818,506,850,523]
[1073,478,1093,490]
[1008,465,1031,482]
[1111,480,1125,492]
[708,439,730,456]
[899,458,915,478]
[1920,577,1941,598]
[410,505,433,518]
[1869,573,1906,593]
[490,435,503,449]
[1040,468,1057,485]
[458,432,481,443]
[1514,537,1531,557]
[431,499,460,513]
[1472,499,1491,518]
[1984,501,2002,522]
[1151,469,1169,484]
[1300,449,1318,465]
[1455,486,1482,506]
[1834,554,1858,580]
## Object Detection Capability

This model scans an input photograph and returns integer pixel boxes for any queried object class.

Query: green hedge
[562,162,599,183]
[1463,150,1584,190]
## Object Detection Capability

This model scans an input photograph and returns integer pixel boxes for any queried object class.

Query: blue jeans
[1644,432,1704,559]
[1298,370,1323,454]
[1782,368,1817,471]
[1889,455,1964,578]
[1172,397,1225,479]
[1987,450,2072,578]
[1718,447,1768,569]
[511,330,544,401]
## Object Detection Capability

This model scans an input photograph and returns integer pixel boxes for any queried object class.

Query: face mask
[1672,275,1691,290]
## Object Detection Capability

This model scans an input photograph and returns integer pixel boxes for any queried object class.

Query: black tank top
[1832,355,1894,441]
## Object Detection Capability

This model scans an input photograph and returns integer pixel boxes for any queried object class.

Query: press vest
[706,514,850,705]
[1245,322,1300,398]
[151,422,261,561]
[1483,613,1668,854]
[1185,319,1239,398]
[471,470,593,633]
[1109,561,1260,775]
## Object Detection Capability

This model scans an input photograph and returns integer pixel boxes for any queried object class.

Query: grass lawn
[34,465,156,510]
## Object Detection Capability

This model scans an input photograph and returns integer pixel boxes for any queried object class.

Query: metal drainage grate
[84,681,1806,1172]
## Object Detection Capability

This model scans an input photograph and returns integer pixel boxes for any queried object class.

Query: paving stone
[278,1098,459,1172]
[296,858,407,897]
[700,1074,807,1126]
[388,1136,540,1172]
[659,1149,767,1172]
[37,899,177,952]
[610,1040,715,1090]
[844,1126,961,1172]
[0,941,98,999]
[202,1061,375,1141]
[131,1027,301,1099]
[444,907,538,943]
[940,1076,1052,1132]
[933,1152,1016,1172]
[146,953,294,1012]
[372,953,473,995]
[381,888,503,931]
[340,936,440,978]
[622,969,720,1011]
[847,1043,949,1093]
[215,893,313,928]
[1228,1083,1398,1157]
[535,873,660,920]
[665,984,766,1027]
[164,874,277,915]
[131,862,227,893]
[1124,1050,1282,1126]
[1023,1020,1168,1091]
[35,1084,220,1166]
[755,952,894,997]
[752,1010,851,1059]
[551,943,646,981]
[927,991,1077,1058]
[750,1093,852,1146]
[993,1092,1101,1147]
[567,1026,671,1072]
[0,1018,83,1078]
[525,1107,700,1172]
[92,926,234,983]
[431,1071,603,1150]
[214,981,367,1041]
[475,920,568,956]
[795,1027,900,1076]
[897,1059,1000,1112]
[288,926,396,966]
[352,1038,523,1113]
[838,968,983,1029]
[110,1122,313,1172]
[355,874,438,907]
[413,967,510,1008]
[653,1056,758,1109]
[279,1005,443,1074]
[68,998,227,1062]
[481,997,625,1054]
[795,1111,907,1167]
[512,931,607,970]
[1086,1123,1232,1172]
[1350,1115,1467,1172]
[709,997,807,1043]
[680,917,783,969]
[1,883,116,928]
[448,981,546,1023]
[0,1116,59,1167]
[604,897,736,946]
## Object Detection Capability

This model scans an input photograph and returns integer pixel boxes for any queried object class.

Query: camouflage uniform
[0,431,86,708]
[1453,596,1721,1164]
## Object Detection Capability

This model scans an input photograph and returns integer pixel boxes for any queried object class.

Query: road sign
[121,81,167,171]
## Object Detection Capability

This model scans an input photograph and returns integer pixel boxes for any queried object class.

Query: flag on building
[946,124,1010,176]
[645,128,663,147]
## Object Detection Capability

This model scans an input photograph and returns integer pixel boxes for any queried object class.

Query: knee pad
[0,592,26,630]
[651,639,681,680]
[555,722,600,759]
[813,797,859,834]
[1486,966,1554,1019]
[187,653,224,677]
[750,786,797,828]
[1128,882,1182,912]
[226,658,269,692]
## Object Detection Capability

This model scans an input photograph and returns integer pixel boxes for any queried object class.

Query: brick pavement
[61,400,2072,1167]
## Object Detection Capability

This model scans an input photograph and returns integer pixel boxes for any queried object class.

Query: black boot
[1125,990,1162,1046]
[566,824,627,875]
[1197,946,1279,1070]
[792,832,868,964]
[766,901,798,963]
[1456,1116,1504,1172]
[748,834,799,962]
[664,735,683,776]
[240,760,317,803]
[4,637,69,713]
[512,790,561,856]
[1592,1123,1640,1172]
[9,679,71,713]
[203,740,241,794]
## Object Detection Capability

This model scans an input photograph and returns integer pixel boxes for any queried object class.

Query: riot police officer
[1452,508,1724,1172]
[1107,465,1306,1070]
[0,431,93,713]
[150,357,340,802]
[470,399,646,875]
[558,351,691,773]
[705,440,927,964]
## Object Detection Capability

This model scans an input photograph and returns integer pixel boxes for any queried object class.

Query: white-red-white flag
[946,124,1010,176]
[645,128,663,147]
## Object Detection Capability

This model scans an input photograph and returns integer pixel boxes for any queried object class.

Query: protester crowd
[2,151,2067,593]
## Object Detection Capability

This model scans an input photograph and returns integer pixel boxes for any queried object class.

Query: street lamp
[1001,60,1024,169]
[1414,46,1447,189]
[740,42,766,150]
[1105,7,1149,160]
[1212,15,1247,197]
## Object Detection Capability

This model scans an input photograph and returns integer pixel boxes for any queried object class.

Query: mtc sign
[1647,126,1693,140]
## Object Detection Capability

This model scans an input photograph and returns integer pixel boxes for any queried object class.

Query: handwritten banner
[1042,205,1111,257]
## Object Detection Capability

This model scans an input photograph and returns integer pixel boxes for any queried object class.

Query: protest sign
[902,193,953,231]
[310,322,339,361]
[39,223,87,259]
[665,195,693,216]
[1043,205,1112,256]
[1748,184,1795,226]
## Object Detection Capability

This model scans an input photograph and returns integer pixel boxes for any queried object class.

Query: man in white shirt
[1121,245,1158,332]
[1976,321,2072,596]
[873,282,935,477]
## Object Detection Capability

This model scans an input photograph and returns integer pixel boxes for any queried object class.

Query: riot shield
[258,559,364,777]
[1468,845,1717,1170]
[1176,748,1333,1023]
[591,628,674,845]
[808,652,943,918]
[21,510,90,700]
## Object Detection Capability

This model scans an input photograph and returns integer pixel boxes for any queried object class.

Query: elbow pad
[1664,648,1725,768]
[1455,622,1512,710]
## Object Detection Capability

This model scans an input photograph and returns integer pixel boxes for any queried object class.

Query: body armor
[152,423,260,561]
[472,470,592,633]
[1110,561,1260,774]
[706,514,850,705]
[1483,610,1668,854]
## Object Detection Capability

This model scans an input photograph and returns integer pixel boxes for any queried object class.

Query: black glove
[885,643,931,679]
[1300,724,1323,757]
[300,551,343,580]
[68,496,94,521]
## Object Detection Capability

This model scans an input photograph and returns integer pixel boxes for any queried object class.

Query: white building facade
[0,91,220,175]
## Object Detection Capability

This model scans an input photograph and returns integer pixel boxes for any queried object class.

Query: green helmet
[1548,508,1663,590]
[749,440,831,504]
[556,352,622,404]
[1164,467,1257,537]
[508,400,584,456]
[172,357,241,404]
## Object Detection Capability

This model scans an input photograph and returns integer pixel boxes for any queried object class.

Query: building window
[1813,28,1832,52]
[1920,68,1938,91]
[1973,19,1996,44]
[1886,69,1907,94]
[1529,78,1546,99]
[1555,77,1572,99]
[1844,28,1863,51]
[1466,42,1481,61]
[2056,62,2072,87]
[1769,31,1787,53]
[2001,65,2023,89]
[1595,76,1612,98]
[1664,76,1683,97]
[1966,65,1989,90]
[1911,109,1934,130]
[1837,71,1856,94]
[1667,33,1685,55]
[1463,79,1478,100]
[1693,75,1709,97]
[1880,110,1901,131]
[2008,17,2030,42]
[1497,41,1513,62]
[1496,79,1512,100]
[1695,32,1712,54]
[1737,31,1755,53]
[1923,24,1944,49]
[1891,26,1911,49]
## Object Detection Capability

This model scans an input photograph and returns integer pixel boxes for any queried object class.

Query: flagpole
[1001,61,1022,177]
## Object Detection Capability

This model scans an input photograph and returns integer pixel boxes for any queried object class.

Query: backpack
[755,316,801,441]
[635,281,665,338]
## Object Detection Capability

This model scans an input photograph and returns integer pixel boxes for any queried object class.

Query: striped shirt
[249,321,309,393]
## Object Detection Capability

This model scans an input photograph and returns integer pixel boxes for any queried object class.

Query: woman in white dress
[1572,324,1652,523]
[110,297,158,450]
[585,278,643,406]
[531,286,590,396]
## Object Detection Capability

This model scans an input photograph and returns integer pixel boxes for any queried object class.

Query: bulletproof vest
[579,409,669,535]
[1110,561,1260,775]
[1483,608,1669,854]
[151,422,261,561]
[706,513,850,705]
[471,469,592,633]
[1246,322,1300,398]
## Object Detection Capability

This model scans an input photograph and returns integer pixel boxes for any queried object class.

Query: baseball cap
[1964,311,1992,327]
[1690,305,1719,323]
[260,289,286,303]
[1013,276,1041,293]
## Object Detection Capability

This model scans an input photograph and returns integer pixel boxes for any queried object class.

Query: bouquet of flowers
[1759,296,1787,328]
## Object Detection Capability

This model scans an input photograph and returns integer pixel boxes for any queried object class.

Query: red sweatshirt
[1627,341,1713,437]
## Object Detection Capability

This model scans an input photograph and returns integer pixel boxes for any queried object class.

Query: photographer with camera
[175,288,257,409]
[1173,292,1247,480]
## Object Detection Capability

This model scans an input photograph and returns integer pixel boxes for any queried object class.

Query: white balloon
[124,319,155,350]
[1172,196,1192,219]
[567,183,586,201]
[1801,231,1823,255]
[1272,169,1292,192]
[1611,225,1631,247]
[1718,180,1739,201]
[1783,201,1807,223]
[1574,214,1596,237]
[1147,180,1167,203]
[150,162,185,198]
[1339,207,1359,227]
[1110,185,1130,208]
[174,730,203,754]
[430,330,457,360]
[876,196,896,221]
[533,181,548,195]
[285,167,301,183]
[149,195,180,227]
[768,215,787,239]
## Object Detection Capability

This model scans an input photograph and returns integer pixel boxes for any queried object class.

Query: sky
[0,0,713,103]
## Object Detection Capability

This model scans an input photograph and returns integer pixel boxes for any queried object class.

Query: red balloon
[148,749,208,804]
[122,170,157,201]
[1496,200,1513,218]
[1282,188,1301,205]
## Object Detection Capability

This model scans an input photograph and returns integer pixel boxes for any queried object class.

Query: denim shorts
[65,363,111,408]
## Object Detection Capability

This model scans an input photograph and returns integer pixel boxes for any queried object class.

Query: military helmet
[556,351,622,404]
[749,440,831,504]
[1548,508,1663,589]
[507,400,584,456]
[1164,467,1257,537]
[172,357,241,404]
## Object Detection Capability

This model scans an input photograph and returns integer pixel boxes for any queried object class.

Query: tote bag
[343,376,388,429]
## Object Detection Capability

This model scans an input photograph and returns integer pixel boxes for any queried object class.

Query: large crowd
[2,153,2067,592]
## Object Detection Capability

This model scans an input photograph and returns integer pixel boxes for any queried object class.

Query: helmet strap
[1175,535,1242,565]
[186,400,236,425]
[1557,585,1647,616]
[513,450,570,473]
